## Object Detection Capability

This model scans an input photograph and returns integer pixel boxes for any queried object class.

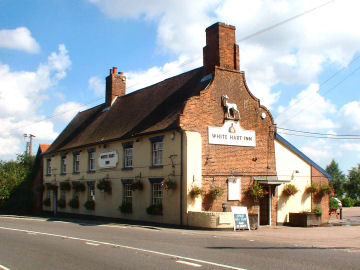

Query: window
[152,183,163,205]
[46,189,51,199]
[88,149,96,172]
[60,190,66,200]
[87,181,95,201]
[73,153,80,173]
[46,158,51,175]
[122,142,134,169]
[123,183,132,203]
[150,136,164,167]
[61,156,67,174]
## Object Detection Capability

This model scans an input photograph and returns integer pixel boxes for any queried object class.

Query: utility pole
[24,134,36,155]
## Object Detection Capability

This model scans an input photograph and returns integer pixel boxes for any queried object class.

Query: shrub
[189,186,204,199]
[306,183,318,194]
[72,182,85,192]
[43,198,51,207]
[341,197,355,207]
[97,179,112,194]
[146,204,162,215]
[354,200,360,207]
[313,204,322,215]
[60,182,71,191]
[84,200,95,210]
[119,201,132,214]
[69,197,79,209]
[208,186,224,200]
[317,184,332,198]
[329,198,339,210]
[57,198,66,208]
[282,184,298,196]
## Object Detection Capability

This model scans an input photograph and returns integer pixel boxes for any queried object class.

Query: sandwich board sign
[231,206,250,231]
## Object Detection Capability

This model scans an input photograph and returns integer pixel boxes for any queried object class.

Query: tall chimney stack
[105,67,126,107]
[203,22,239,74]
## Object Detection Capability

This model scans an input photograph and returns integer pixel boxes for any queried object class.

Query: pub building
[43,22,331,228]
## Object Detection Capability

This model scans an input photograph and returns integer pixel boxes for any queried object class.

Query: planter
[289,212,321,227]
[248,214,259,230]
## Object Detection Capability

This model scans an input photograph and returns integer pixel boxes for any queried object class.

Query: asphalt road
[0,216,359,270]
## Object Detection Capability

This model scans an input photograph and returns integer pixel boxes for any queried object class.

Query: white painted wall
[274,140,312,223]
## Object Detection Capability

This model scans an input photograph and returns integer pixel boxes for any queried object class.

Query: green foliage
[57,198,66,209]
[282,184,299,196]
[208,186,224,200]
[248,181,264,201]
[313,204,322,215]
[97,179,112,194]
[0,154,35,212]
[317,184,332,198]
[329,198,340,210]
[84,200,95,210]
[345,164,360,200]
[146,203,162,215]
[306,183,318,194]
[189,186,204,199]
[326,160,346,197]
[341,197,356,207]
[69,197,79,209]
[119,201,132,214]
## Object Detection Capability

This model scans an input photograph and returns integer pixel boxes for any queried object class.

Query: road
[0,215,359,270]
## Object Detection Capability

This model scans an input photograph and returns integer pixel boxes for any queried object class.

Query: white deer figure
[222,95,240,120]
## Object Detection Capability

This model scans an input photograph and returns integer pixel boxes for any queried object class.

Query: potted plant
[119,201,132,214]
[43,198,51,207]
[248,181,264,202]
[97,179,112,194]
[69,197,80,209]
[146,203,162,215]
[189,186,204,199]
[84,200,95,210]
[57,198,66,208]
[208,186,224,200]
[72,181,85,192]
[162,179,177,191]
[282,184,298,196]
[60,181,71,191]
[131,180,143,191]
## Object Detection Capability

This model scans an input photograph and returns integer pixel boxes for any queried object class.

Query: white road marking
[86,242,100,246]
[0,264,11,270]
[0,226,247,270]
[176,260,202,267]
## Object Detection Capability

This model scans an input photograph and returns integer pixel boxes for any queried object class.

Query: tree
[345,164,360,200]
[326,160,346,198]
[0,154,35,211]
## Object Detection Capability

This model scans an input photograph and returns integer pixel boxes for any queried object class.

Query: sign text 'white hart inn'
[208,121,256,147]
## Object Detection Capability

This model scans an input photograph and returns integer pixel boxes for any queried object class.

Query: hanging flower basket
[60,181,71,191]
[247,181,264,201]
[69,197,79,209]
[208,186,224,200]
[46,183,57,191]
[306,183,318,194]
[316,184,332,198]
[282,184,298,196]
[131,181,143,191]
[162,179,177,191]
[97,179,112,194]
[72,181,85,192]
[189,186,204,199]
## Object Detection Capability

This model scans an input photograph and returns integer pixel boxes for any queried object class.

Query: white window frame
[74,154,80,173]
[152,142,163,166]
[152,183,163,205]
[89,152,96,172]
[123,183,132,204]
[124,147,133,168]
[61,156,67,174]
[46,159,52,175]
[87,182,95,201]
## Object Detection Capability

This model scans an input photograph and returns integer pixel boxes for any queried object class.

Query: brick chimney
[203,22,239,74]
[105,67,126,106]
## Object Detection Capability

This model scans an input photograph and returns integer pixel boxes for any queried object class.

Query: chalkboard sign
[231,206,250,231]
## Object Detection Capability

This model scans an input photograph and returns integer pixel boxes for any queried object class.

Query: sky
[0,0,360,173]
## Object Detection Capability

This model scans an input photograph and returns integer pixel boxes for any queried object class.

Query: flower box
[289,212,321,227]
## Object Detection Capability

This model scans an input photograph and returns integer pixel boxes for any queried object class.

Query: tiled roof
[45,67,209,154]
[275,133,332,180]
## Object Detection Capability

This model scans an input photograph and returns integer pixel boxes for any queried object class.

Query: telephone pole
[24,134,36,155]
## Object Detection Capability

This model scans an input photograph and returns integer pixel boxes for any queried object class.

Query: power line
[277,131,360,140]
[277,127,360,137]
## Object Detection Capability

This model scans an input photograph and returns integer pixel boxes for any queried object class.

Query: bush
[354,200,360,207]
[69,197,79,209]
[57,198,66,209]
[189,186,204,199]
[97,179,112,194]
[341,197,355,207]
[84,200,95,210]
[119,201,132,214]
[43,198,51,207]
[313,204,322,214]
[146,204,162,215]
[329,198,339,210]
[60,182,71,191]
[282,184,298,196]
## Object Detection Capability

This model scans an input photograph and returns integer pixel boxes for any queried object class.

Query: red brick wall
[180,67,277,220]
[311,166,330,223]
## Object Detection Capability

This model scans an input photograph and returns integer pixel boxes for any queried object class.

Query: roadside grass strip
[0,226,247,270]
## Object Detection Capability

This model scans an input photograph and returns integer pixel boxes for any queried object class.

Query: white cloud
[0,27,40,53]
[301,139,332,164]
[338,101,360,132]
[53,102,83,123]
[0,45,71,159]
[88,76,105,96]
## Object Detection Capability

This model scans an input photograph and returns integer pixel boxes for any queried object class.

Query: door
[259,185,270,225]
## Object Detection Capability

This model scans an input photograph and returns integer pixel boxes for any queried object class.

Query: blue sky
[1,0,360,174]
